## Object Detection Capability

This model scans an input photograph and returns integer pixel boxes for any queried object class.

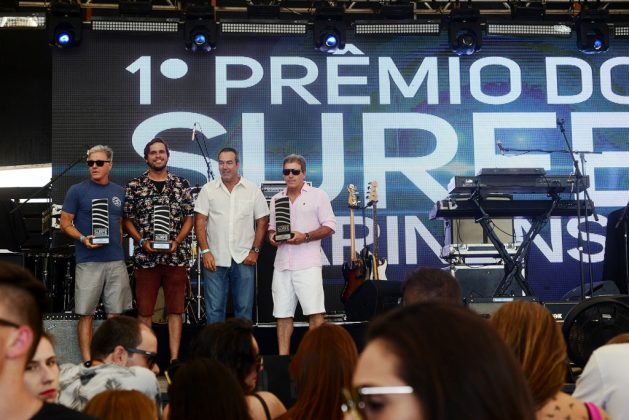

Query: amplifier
[43,313,105,365]
[467,296,539,318]
[451,265,525,301]
[543,302,578,323]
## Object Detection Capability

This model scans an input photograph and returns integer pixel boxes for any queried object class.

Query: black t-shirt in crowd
[31,402,96,420]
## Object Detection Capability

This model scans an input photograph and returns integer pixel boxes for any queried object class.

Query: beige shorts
[74,260,133,315]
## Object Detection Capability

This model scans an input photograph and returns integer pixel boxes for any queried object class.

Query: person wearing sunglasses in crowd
[123,138,194,364]
[194,147,269,324]
[348,303,535,420]
[60,145,133,362]
[58,315,161,412]
[268,154,336,355]
[187,318,286,420]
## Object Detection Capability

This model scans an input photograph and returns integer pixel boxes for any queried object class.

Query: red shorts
[134,265,187,316]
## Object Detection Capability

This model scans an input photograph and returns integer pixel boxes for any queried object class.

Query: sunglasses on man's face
[86,160,111,167]
[283,168,302,176]
[125,347,158,368]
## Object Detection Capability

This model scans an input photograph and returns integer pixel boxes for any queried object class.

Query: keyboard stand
[469,189,561,297]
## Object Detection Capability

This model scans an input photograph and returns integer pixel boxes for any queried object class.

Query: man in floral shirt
[123,138,194,363]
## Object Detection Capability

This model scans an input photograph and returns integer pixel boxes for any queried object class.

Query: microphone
[496,139,505,156]
[191,123,197,141]
[557,118,565,127]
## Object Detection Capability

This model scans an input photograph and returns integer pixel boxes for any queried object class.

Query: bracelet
[79,235,85,243]
[305,232,311,243]
[138,238,146,247]
[200,248,210,255]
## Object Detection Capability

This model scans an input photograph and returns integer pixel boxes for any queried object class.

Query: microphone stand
[10,151,86,306]
[192,124,215,181]
[557,119,598,302]
[615,199,629,294]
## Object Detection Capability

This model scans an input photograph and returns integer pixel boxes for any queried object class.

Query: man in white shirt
[194,147,269,323]
[58,316,161,411]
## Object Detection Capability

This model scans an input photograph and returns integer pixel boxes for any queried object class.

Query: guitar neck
[349,207,357,262]
[372,203,379,261]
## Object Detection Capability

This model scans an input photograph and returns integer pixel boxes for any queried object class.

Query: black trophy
[153,204,171,250]
[91,198,110,244]
[274,196,293,241]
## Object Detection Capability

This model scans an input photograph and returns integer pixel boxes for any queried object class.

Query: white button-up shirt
[194,177,269,267]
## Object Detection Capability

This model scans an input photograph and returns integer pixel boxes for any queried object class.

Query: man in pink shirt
[268,154,336,355]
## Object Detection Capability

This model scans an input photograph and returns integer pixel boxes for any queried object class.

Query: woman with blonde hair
[490,300,609,420]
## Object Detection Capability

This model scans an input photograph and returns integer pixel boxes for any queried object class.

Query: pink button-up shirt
[269,184,336,271]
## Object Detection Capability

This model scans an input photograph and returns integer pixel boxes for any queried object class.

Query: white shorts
[272,267,325,318]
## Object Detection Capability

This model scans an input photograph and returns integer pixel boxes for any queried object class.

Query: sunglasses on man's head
[283,168,302,176]
[87,160,111,167]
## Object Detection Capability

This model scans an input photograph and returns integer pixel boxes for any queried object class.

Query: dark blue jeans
[203,259,255,324]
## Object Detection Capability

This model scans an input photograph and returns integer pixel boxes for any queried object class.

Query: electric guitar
[366,181,388,280]
[341,184,367,303]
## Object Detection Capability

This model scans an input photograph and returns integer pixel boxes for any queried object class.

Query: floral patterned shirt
[124,171,194,268]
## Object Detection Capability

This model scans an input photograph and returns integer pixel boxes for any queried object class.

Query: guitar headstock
[347,184,359,209]
[367,181,378,206]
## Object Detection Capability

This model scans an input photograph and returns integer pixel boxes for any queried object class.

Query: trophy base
[275,232,294,242]
[153,242,171,250]
[92,237,109,245]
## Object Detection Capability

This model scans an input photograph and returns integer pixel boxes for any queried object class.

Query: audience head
[490,300,566,409]
[402,267,462,305]
[608,332,629,344]
[24,332,59,403]
[353,303,535,420]
[189,318,261,393]
[168,357,250,420]
[84,390,158,420]
[289,323,358,420]
[0,262,48,364]
[90,316,159,373]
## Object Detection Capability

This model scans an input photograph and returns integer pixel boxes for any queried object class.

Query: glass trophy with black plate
[91,198,110,245]
[153,204,171,251]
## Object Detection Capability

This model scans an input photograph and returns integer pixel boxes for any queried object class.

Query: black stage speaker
[560,280,620,301]
[43,314,104,365]
[345,280,402,322]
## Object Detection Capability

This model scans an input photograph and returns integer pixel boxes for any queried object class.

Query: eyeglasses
[125,347,158,368]
[341,386,414,419]
[0,317,20,328]
[283,168,302,176]
[86,160,111,167]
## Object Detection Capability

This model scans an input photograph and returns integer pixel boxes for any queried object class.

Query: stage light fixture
[184,3,217,52]
[313,5,346,53]
[448,8,482,56]
[576,9,609,54]
[46,0,82,49]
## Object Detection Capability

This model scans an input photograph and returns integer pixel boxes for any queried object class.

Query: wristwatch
[305,233,311,243]
[251,247,261,253]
